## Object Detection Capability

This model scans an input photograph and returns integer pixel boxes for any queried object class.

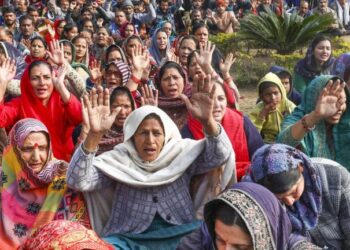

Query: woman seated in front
[0,118,89,249]
[67,74,235,249]
[246,143,350,249]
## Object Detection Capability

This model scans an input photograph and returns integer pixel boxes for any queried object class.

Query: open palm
[83,86,121,134]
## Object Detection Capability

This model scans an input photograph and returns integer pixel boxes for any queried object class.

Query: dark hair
[179,35,199,50]
[187,49,199,68]
[97,26,111,35]
[72,35,87,45]
[142,113,165,133]
[192,21,208,35]
[2,6,16,15]
[80,28,93,38]
[105,45,125,62]
[157,61,186,90]
[27,5,38,13]
[258,81,281,98]
[30,36,47,49]
[19,15,34,25]
[110,86,135,111]
[344,65,350,82]
[29,60,53,75]
[62,22,78,39]
[277,71,291,80]
[310,35,331,52]
[256,167,301,194]
[214,202,250,235]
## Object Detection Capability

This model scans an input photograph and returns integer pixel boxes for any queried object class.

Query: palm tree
[239,10,335,54]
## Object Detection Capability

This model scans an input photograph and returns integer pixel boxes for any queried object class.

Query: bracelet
[301,115,315,132]
[131,74,142,85]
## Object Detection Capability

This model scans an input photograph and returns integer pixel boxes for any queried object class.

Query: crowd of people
[0,0,349,249]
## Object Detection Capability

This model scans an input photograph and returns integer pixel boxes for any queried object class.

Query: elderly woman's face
[111,94,133,128]
[215,221,253,250]
[133,117,165,162]
[160,67,184,98]
[30,64,54,104]
[105,64,123,88]
[19,132,49,174]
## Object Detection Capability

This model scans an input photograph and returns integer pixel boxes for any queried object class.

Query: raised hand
[52,63,69,91]
[0,58,16,99]
[314,79,346,120]
[219,53,236,77]
[47,40,66,66]
[89,60,102,84]
[131,45,150,73]
[141,85,158,106]
[181,74,216,125]
[83,86,121,135]
[195,41,215,74]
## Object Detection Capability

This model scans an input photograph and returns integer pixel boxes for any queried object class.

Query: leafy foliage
[239,10,335,54]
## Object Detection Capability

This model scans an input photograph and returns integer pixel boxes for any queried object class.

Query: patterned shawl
[204,182,292,250]
[294,45,335,79]
[0,118,88,249]
[247,144,322,236]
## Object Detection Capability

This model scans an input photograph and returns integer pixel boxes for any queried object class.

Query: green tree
[239,10,335,54]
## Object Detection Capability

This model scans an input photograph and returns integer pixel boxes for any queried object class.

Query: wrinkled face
[122,5,134,15]
[325,89,347,124]
[188,54,204,79]
[124,24,135,38]
[194,27,208,45]
[212,84,227,123]
[319,0,327,10]
[160,67,185,98]
[63,44,73,63]
[156,31,168,50]
[111,94,133,128]
[193,0,204,9]
[261,85,282,107]
[96,28,109,46]
[115,11,127,26]
[30,39,46,58]
[299,2,309,14]
[105,64,123,88]
[30,64,54,104]
[313,40,331,66]
[280,77,291,94]
[19,132,49,174]
[83,21,94,32]
[107,49,123,63]
[162,22,172,37]
[66,27,78,40]
[179,39,196,65]
[126,38,141,57]
[4,13,16,26]
[133,118,165,162]
[74,38,87,60]
[215,221,253,250]
[20,19,34,37]
[275,174,305,206]
[160,1,169,13]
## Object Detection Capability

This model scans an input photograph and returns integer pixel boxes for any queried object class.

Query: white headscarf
[93,105,206,186]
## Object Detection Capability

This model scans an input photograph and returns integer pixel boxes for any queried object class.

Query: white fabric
[336,0,350,26]
[93,106,206,187]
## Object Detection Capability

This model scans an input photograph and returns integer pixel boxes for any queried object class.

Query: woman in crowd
[25,36,48,64]
[246,144,350,249]
[277,75,350,170]
[105,44,127,64]
[91,27,113,62]
[119,22,138,41]
[179,182,319,249]
[45,19,66,44]
[0,57,82,161]
[0,119,89,249]
[72,35,93,68]
[61,22,79,41]
[177,35,198,70]
[293,36,335,93]
[182,80,263,180]
[67,74,235,248]
[149,28,170,66]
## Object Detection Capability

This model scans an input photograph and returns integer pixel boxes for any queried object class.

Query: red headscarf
[187,83,250,181]
[18,61,82,161]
